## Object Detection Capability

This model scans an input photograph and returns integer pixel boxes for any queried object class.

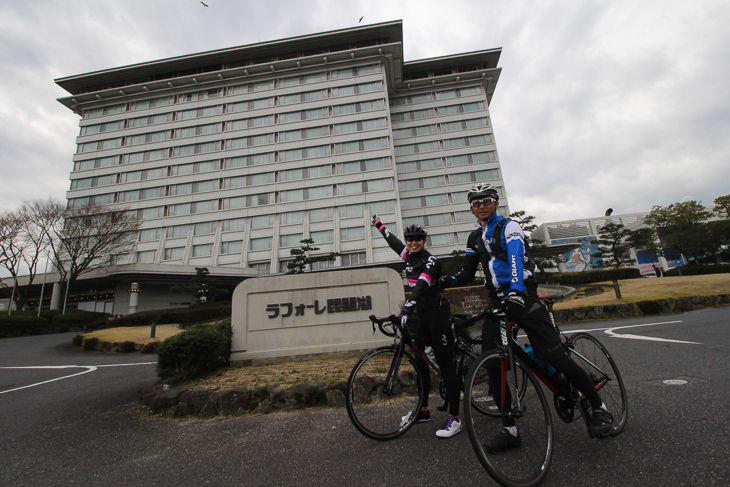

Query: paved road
[1,307,729,486]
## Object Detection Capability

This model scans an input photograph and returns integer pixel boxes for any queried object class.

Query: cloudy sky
[1,0,728,225]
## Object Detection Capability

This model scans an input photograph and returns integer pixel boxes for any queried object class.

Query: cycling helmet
[404,224,428,239]
[467,182,500,202]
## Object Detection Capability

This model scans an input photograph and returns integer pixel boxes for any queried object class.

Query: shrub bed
[0,315,50,337]
[537,268,642,286]
[156,321,232,384]
[664,264,730,276]
[108,305,231,327]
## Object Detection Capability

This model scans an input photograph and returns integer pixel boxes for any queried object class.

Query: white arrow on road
[603,321,701,345]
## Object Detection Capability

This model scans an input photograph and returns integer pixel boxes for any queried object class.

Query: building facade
[55,21,508,278]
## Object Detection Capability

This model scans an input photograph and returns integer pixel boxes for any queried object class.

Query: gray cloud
[1,0,728,224]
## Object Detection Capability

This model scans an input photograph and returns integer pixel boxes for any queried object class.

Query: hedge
[156,321,232,384]
[665,264,730,277]
[536,267,642,286]
[0,315,50,337]
[0,309,109,337]
[108,305,231,327]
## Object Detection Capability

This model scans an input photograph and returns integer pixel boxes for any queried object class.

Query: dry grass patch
[84,325,183,344]
[555,274,730,309]
[185,357,353,391]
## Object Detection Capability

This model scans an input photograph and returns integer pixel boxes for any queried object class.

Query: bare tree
[47,202,141,294]
[0,209,27,296]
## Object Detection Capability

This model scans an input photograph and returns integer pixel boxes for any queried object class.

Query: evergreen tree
[591,222,633,269]
[170,267,229,303]
[287,238,340,274]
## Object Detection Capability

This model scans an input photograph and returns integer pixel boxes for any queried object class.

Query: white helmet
[467,182,499,202]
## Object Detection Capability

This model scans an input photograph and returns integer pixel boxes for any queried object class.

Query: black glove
[371,214,380,226]
[438,276,456,290]
[503,290,527,320]
[395,312,409,327]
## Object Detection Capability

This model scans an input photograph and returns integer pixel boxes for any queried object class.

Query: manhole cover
[662,379,688,385]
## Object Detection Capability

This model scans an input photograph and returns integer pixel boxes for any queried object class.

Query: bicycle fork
[383,345,406,397]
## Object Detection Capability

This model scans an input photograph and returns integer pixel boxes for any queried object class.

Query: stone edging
[138,380,348,418]
[554,294,730,323]
[136,293,730,419]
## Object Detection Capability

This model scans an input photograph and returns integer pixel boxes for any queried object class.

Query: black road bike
[345,310,485,441]
[463,297,628,487]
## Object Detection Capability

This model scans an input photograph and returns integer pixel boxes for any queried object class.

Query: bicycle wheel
[568,333,628,435]
[464,350,553,487]
[345,346,425,441]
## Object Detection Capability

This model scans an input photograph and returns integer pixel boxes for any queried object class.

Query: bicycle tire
[464,350,553,487]
[568,333,628,435]
[345,346,425,441]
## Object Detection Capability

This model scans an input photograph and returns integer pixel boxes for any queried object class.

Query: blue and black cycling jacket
[453,214,536,297]
[372,218,449,313]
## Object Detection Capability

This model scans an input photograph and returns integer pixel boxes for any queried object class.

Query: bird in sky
[201,1,208,6]
[359,16,364,23]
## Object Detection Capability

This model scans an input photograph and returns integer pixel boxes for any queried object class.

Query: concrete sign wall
[230,267,405,363]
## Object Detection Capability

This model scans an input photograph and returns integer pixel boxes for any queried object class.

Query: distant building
[532,211,687,274]
[2,21,511,314]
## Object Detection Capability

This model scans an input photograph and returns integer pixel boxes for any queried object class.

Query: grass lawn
[554,273,730,309]
[83,324,183,344]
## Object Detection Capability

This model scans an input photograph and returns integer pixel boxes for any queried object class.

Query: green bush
[120,341,137,353]
[140,341,159,354]
[51,309,109,330]
[108,305,231,327]
[82,337,100,351]
[72,334,84,347]
[664,264,730,277]
[537,267,642,286]
[0,315,50,337]
[155,321,232,384]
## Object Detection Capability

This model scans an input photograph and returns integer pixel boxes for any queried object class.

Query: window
[163,247,185,261]
[424,194,449,206]
[139,228,161,242]
[222,218,246,232]
[369,200,395,215]
[332,99,385,116]
[427,213,451,226]
[428,233,455,246]
[249,261,270,272]
[454,210,473,223]
[80,120,125,135]
[251,215,274,229]
[281,211,304,225]
[342,252,366,266]
[280,234,303,247]
[311,259,336,270]
[310,230,333,244]
[220,240,243,254]
[136,250,156,263]
[130,96,175,111]
[445,151,497,167]
[194,222,217,235]
[340,227,365,241]
[310,207,334,222]
[192,244,213,258]
[166,225,189,239]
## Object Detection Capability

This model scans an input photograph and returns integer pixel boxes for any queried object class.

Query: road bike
[345,310,485,441]
[463,296,628,487]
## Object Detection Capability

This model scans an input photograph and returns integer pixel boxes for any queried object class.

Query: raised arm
[371,214,407,259]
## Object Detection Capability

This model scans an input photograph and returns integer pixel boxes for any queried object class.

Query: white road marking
[603,321,701,345]
[0,362,155,395]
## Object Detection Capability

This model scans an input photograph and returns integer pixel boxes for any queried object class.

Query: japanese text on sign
[266,296,372,319]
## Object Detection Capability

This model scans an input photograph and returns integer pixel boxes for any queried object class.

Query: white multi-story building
[55,21,507,278]
[0,21,512,313]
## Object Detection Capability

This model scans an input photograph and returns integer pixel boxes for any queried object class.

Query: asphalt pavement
[1,307,729,486]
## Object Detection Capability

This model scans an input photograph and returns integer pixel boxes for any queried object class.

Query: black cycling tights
[414,307,460,417]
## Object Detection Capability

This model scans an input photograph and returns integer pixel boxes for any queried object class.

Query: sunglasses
[406,236,425,242]
[470,198,497,208]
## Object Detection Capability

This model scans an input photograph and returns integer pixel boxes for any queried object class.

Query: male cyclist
[438,183,614,451]
[371,216,462,438]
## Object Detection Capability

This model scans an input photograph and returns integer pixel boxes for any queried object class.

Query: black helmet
[467,182,499,202]
[404,224,427,239]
